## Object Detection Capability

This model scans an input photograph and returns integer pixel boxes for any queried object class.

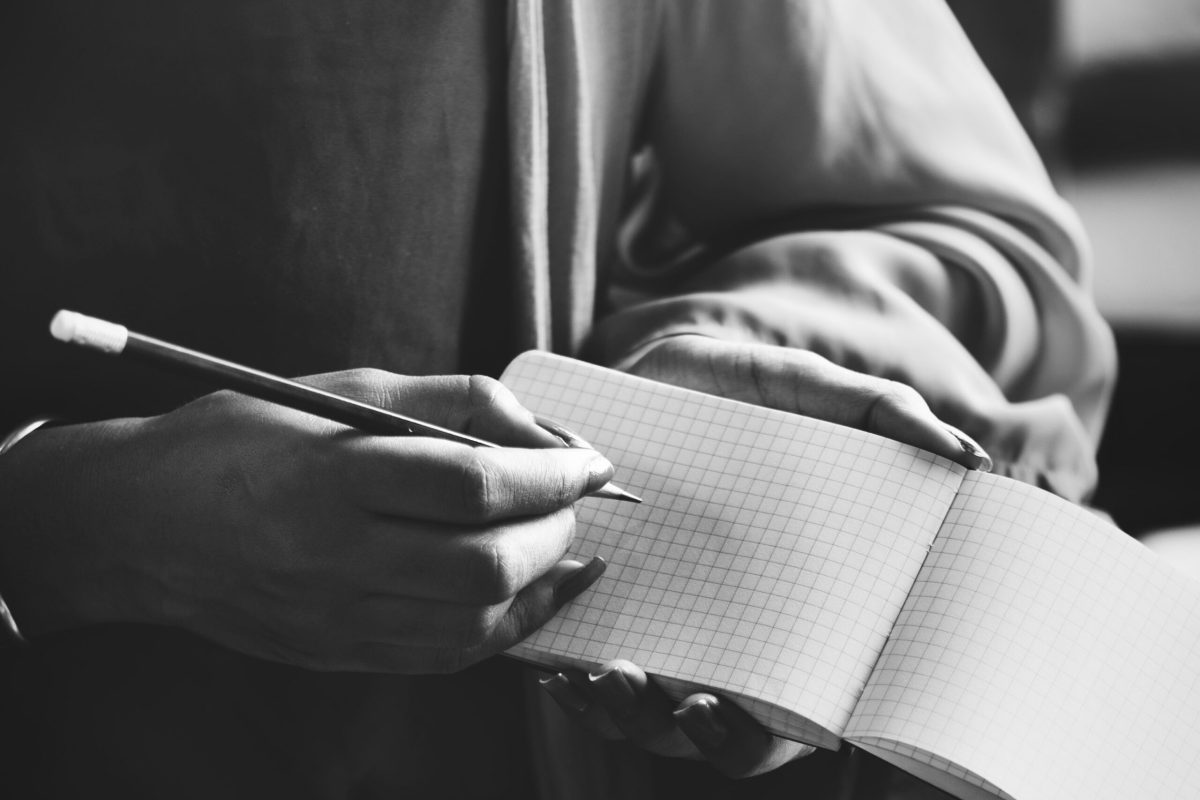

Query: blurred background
[948,0,1200,540]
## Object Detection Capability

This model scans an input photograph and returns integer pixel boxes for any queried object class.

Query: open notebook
[500,351,1200,800]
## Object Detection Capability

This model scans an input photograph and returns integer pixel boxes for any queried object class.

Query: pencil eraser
[50,310,129,354]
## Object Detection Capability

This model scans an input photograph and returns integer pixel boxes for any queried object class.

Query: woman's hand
[541,660,813,778]
[0,370,611,672]
[627,334,988,471]
[539,334,989,776]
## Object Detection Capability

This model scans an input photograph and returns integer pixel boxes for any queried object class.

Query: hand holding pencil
[50,310,639,502]
[22,310,625,672]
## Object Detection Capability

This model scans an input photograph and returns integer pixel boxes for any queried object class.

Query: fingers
[350,556,607,650]
[345,557,606,673]
[348,592,516,649]
[302,368,616,521]
[337,436,613,522]
[938,422,992,472]
[674,694,816,778]
[586,661,699,757]
[539,664,698,755]
[538,659,816,776]
[357,507,579,604]
[861,379,980,468]
[477,556,607,654]
[539,673,628,741]
[301,370,562,448]
[630,335,989,470]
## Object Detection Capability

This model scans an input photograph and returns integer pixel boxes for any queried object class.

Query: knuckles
[452,510,576,606]
[884,381,926,410]
[466,374,509,418]
[869,379,928,423]
[457,453,505,522]
[318,367,397,407]
[547,463,584,509]
[456,447,587,522]
[460,537,528,605]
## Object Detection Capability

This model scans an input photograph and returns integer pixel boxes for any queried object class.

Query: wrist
[0,416,154,637]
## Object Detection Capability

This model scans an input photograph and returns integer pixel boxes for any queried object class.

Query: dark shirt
[1,0,514,428]
[1,2,530,797]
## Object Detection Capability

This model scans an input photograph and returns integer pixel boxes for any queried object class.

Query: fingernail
[943,423,993,472]
[586,456,615,492]
[553,556,607,607]
[535,416,593,449]
[539,673,590,714]
[673,696,728,750]
[588,666,637,718]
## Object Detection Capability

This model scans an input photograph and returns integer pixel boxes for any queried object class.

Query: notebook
[500,351,1200,800]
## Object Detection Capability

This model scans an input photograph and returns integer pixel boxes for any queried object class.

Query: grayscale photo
[1,2,1198,798]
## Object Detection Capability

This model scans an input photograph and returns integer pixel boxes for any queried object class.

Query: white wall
[1063,0,1200,66]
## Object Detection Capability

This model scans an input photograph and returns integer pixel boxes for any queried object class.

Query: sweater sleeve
[586,0,1116,502]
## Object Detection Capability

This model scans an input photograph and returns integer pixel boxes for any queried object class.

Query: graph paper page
[501,352,965,744]
[846,471,1200,800]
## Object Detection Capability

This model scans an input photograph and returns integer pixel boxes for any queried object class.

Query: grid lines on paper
[846,472,1200,800]
[501,352,966,740]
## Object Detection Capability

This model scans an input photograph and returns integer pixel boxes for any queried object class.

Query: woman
[0,1,1114,797]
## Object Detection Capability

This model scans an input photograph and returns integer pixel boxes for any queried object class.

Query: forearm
[589,227,1108,502]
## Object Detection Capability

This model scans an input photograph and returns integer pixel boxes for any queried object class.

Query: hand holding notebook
[501,350,1200,800]
[620,334,990,472]
[42,312,623,674]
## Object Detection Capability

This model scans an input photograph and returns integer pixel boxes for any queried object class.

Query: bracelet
[0,415,61,646]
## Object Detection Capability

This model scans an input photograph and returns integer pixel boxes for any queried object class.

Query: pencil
[49,310,641,504]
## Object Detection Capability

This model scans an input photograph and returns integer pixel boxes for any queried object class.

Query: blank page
[501,352,965,745]
[847,471,1200,800]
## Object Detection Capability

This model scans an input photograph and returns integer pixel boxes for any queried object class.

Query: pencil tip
[589,484,643,504]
